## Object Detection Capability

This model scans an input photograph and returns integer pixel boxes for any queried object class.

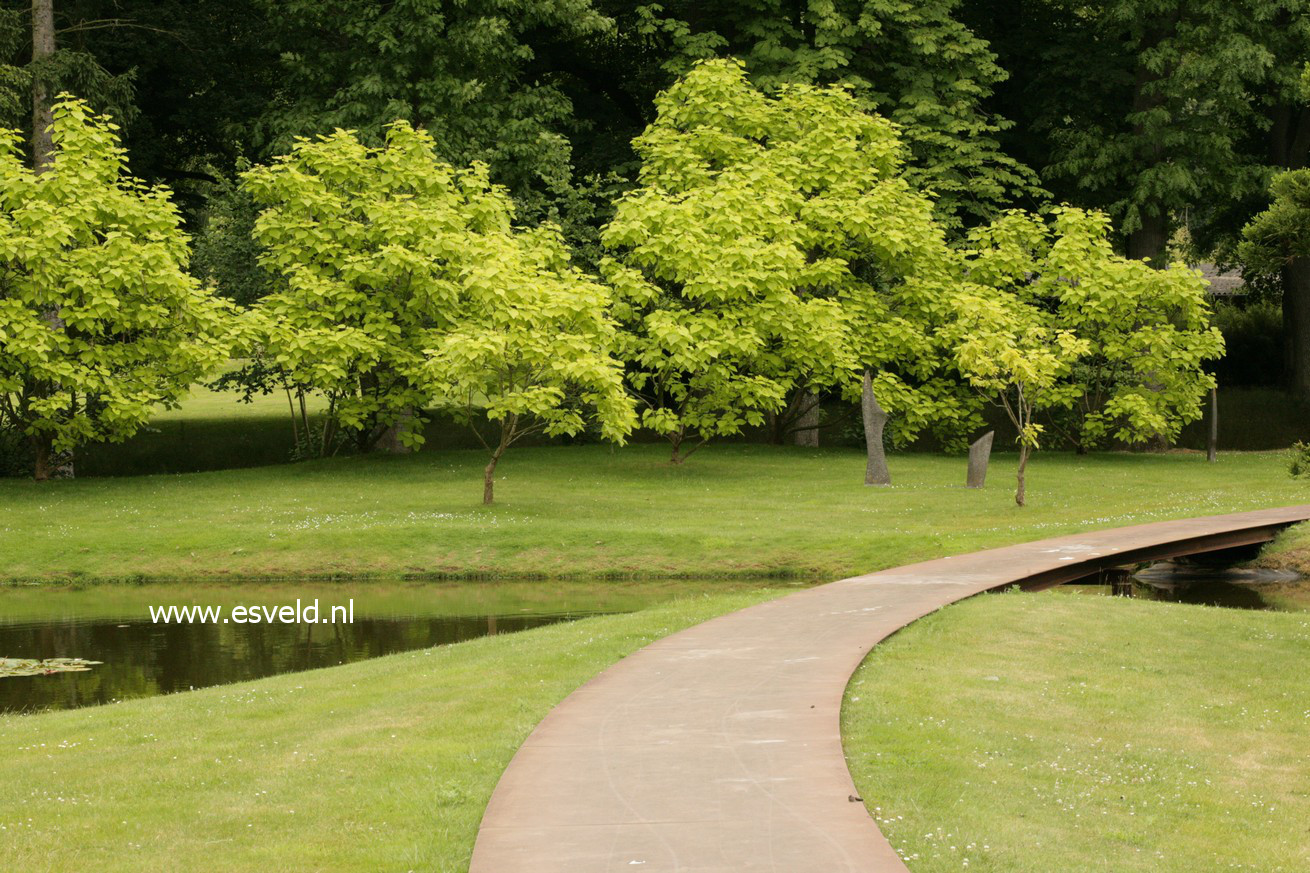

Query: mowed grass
[3,444,1309,583]
[843,592,1310,872]
[0,589,781,872]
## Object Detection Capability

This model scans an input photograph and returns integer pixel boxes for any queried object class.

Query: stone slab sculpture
[966,430,994,489]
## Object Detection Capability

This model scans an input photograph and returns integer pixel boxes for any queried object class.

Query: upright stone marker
[966,430,994,488]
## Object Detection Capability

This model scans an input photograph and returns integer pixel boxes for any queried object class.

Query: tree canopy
[423,220,635,503]
[603,60,986,462]
[242,121,508,454]
[625,0,1044,227]
[953,206,1224,501]
[0,97,231,479]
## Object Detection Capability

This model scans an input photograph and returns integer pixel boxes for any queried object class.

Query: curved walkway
[470,506,1310,872]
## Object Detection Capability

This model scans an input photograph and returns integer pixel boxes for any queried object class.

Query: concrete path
[469,506,1310,872]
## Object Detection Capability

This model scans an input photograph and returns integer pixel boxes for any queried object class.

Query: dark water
[0,580,762,714]
[1064,563,1310,612]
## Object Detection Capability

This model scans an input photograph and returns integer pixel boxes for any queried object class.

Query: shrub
[1287,441,1310,479]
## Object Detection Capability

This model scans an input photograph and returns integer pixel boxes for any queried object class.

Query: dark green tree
[967,0,1279,267]
[618,0,1045,228]
[1241,169,1310,396]
[256,0,613,223]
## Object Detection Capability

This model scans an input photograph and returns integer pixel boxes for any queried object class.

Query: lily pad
[0,657,103,678]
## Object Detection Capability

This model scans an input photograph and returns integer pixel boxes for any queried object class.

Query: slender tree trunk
[1283,259,1310,400]
[31,0,55,173]
[483,416,516,505]
[285,385,300,447]
[1015,443,1029,507]
[29,2,74,478]
[669,430,685,465]
[483,453,501,504]
[1207,386,1218,462]
[28,1,68,479]
[32,433,52,482]
[861,370,890,486]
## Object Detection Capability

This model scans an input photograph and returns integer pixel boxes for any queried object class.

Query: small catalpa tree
[422,223,635,504]
[954,206,1224,503]
[603,59,979,471]
[951,291,1087,506]
[964,208,1222,451]
[243,122,510,454]
[0,97,232,480]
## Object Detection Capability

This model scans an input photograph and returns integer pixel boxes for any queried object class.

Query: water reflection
[1063,562,1310,612]
[0,613,585,714]
[0,580,789,714]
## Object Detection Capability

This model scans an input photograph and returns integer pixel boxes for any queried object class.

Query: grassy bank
[843,592,1310,872]
[2,445,1308,583]
[1253,520,1310,574]
[0,589,781,872]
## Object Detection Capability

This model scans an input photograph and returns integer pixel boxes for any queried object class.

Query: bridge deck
[470,506,1310,872]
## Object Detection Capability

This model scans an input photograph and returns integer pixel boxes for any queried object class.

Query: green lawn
[0,589,782,872]
[843,591,1310,872]
[5,445,1309,871]
[3,444,1308,583]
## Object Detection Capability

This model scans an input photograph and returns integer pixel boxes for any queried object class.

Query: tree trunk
[1207,386,1218,462]
[483,416,515,505]
[31,0,55,173]
[375,409,414,454]
[669,430,685,465]
[32,433,52,482]
[1283,258,1310,400]
[29,2,73,478]
[1125,15,1175,268]
[483,454,500,505]
[1126,211,1169,267]
[1015,443,1030,507]
[861,370,890,486]
[793,390,820,447]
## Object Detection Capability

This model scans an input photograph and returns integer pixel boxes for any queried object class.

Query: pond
[1060,562,1310,612]
[0,580,792,714]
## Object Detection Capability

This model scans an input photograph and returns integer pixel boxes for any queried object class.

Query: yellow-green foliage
[0,97,232,458]
[955,207,1223,449]
[245,122,635,458]
[423,220,635,445]
[242,122,507,449]
[602,59,981,455]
